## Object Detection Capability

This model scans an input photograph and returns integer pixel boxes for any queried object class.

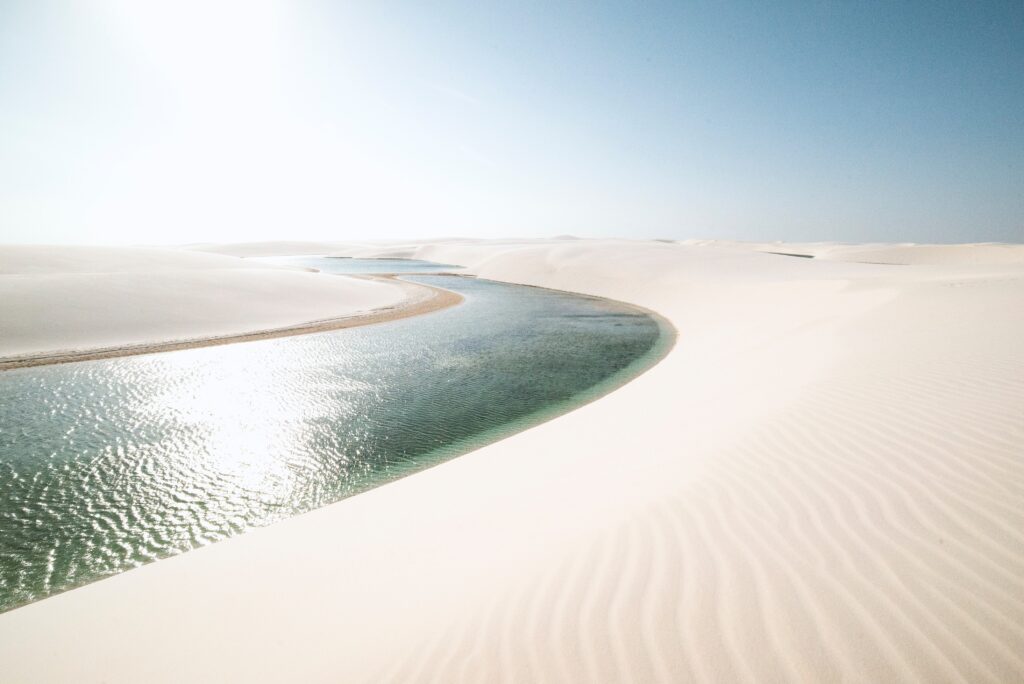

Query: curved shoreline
[0,276,463,371]
[0,274,669,615]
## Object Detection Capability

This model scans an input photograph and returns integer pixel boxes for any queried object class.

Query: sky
[0,0,1021,245]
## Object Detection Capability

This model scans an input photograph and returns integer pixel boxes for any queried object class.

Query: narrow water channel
[0,260,671,612]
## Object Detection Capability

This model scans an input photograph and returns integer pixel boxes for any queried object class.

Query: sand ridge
[0,276,462,370]
[0,246,459,367]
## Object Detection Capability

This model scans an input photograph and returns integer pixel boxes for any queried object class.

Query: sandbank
[0,246,460,370]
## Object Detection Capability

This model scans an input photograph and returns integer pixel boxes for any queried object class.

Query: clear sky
[1,1,1021,245]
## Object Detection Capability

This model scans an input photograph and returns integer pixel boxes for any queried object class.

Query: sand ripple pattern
[378,353,1024,682]
[0,274,665,612]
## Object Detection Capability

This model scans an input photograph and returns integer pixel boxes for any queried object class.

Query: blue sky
[0,1,1021,244]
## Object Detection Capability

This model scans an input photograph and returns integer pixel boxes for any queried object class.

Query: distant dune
[181,241,355,257]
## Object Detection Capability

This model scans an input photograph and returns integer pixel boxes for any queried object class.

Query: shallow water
[0,265,669,612]
[252,255,464,273]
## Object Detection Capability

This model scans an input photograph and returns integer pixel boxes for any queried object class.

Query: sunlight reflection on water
[0,268,668,611]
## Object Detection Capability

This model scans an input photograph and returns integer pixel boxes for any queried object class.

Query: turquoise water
[0,265,670,612]
[252,255,464,273]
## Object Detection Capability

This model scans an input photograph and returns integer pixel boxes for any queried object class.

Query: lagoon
[0,263,669,612]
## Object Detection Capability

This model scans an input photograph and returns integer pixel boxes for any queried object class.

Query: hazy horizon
[1,1,1021,246]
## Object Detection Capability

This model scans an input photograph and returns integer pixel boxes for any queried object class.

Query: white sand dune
[812,242,1024,265]
[183,240,356,257]
[704,240,1024,266]
[0,239,1021,682]
[0,245,427,364]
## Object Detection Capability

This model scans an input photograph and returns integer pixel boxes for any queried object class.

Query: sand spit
[0,276,460,370]
[0,246,458,369]
[0,239,1022,683]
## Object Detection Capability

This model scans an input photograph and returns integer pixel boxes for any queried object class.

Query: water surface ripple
[0,268,668,612]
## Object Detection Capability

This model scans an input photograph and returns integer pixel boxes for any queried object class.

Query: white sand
[183,240,356,257]
[0,245,418,363]
[1,239,1022,682]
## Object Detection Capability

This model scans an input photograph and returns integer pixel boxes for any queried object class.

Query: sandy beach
[0,239,1022,682]
[0,246,460,369]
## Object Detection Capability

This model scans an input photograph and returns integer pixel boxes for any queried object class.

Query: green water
[0,266,671,612]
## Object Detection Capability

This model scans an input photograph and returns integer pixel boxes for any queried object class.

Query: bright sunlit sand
[2,1,1023,681]
[0,238,1021,682]
[0,245,460,369]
